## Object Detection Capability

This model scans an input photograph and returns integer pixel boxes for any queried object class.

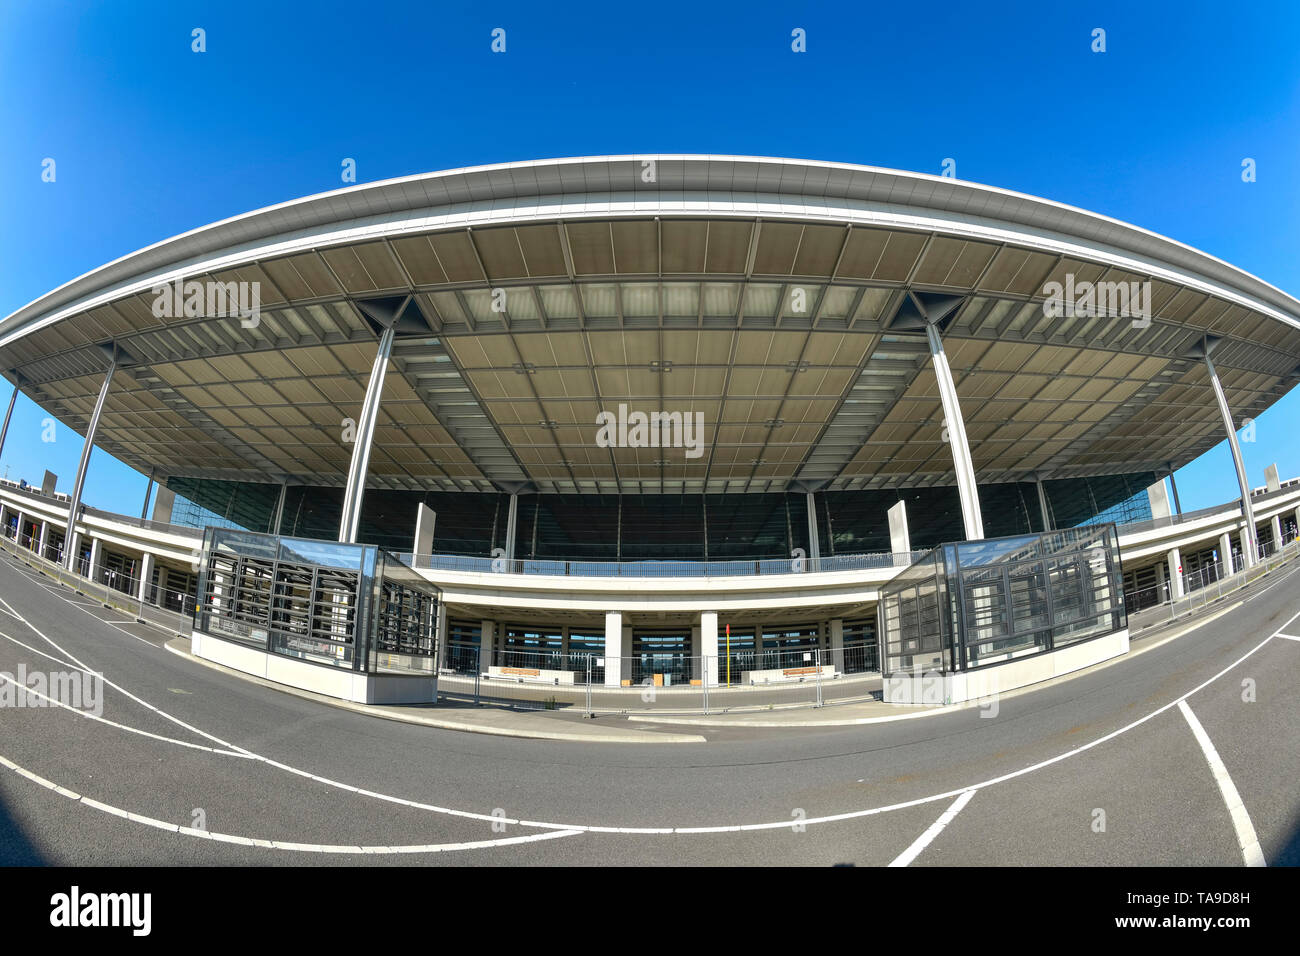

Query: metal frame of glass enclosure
[195,528,441,676]
[879,525,1126,677]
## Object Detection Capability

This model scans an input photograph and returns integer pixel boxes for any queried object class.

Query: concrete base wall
[191,630,437,704]
[883,628,1129,706]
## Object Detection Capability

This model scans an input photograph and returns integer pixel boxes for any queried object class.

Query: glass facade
[168,471,1156,563]
[879,525,1126,678]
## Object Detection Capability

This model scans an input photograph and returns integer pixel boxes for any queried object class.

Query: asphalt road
[1,548,1298,867]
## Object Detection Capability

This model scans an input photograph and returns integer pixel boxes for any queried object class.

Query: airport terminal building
[2,156,1299,702]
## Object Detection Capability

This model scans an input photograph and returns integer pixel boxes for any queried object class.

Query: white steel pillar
[1204,350,1258,566]
[925,322,983,540]
[339,323,396,543]
[504,493,519,563]
[804,492,820,565]
[64,350,117,570]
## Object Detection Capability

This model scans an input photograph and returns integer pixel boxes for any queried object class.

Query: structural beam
[1203,349,1258,566]
[63,350,117,570]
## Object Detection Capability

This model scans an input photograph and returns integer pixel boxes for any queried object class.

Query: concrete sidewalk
[164,637,706,744]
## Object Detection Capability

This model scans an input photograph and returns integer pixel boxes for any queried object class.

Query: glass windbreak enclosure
[880,525,1125,677]
[195,528,440,676]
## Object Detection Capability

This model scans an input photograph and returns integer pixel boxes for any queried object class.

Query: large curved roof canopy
[3,155,1299,495]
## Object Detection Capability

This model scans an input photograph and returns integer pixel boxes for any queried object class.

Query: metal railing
[399,549,927,579]
[435,641,882,715]
[1127,530,1300,629]
[0,482,197,538]
[0,524,197,635]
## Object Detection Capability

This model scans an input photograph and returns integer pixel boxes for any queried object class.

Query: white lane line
[1275,633,1300,642]
[0,670,250,758]
[0,750,582,855]
[888,789,976,867]
[1177,700,1266,867]
[3,559,1299,839]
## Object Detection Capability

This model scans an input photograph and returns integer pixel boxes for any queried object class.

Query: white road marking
[0,668,248,757]
[888,789,976,867]
[2,559,1298,843]
[1177,700,1266,867]
[1275,633,1300,642]
[0,750,581,855]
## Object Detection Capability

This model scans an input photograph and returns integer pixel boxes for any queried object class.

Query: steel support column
[1204,352,1258,566]
[63,352,117,570]
[504,492,518,562]
[1035,479,1053,531]
[338,324,396,543]
[271,480,288,534]
[925,322,984,540]
[0,382,17,460]
[804,491,820,565]
[140,469,155,521]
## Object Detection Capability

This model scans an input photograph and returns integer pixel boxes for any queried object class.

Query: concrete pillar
[604,611,626,687]
[413,503,436,568]
[479,620,495,668]
[1167,547,1184,600]
[1147,477,1173,522]
[431,601,448,673]
[138,551,154,603]
[829,618,846,673]
[339,323,396,543]
[887,499,911,555]
[1265,463,1281,493]
[1270,514,1283,556]
[152,486,175,523]
[700,611,719,686]
[87,537,102,582]
[38,521,49,560]
[925,322,983,540]
[1219,531,1233,576]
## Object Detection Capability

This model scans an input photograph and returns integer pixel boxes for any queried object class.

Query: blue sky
[1,0,1298,513]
